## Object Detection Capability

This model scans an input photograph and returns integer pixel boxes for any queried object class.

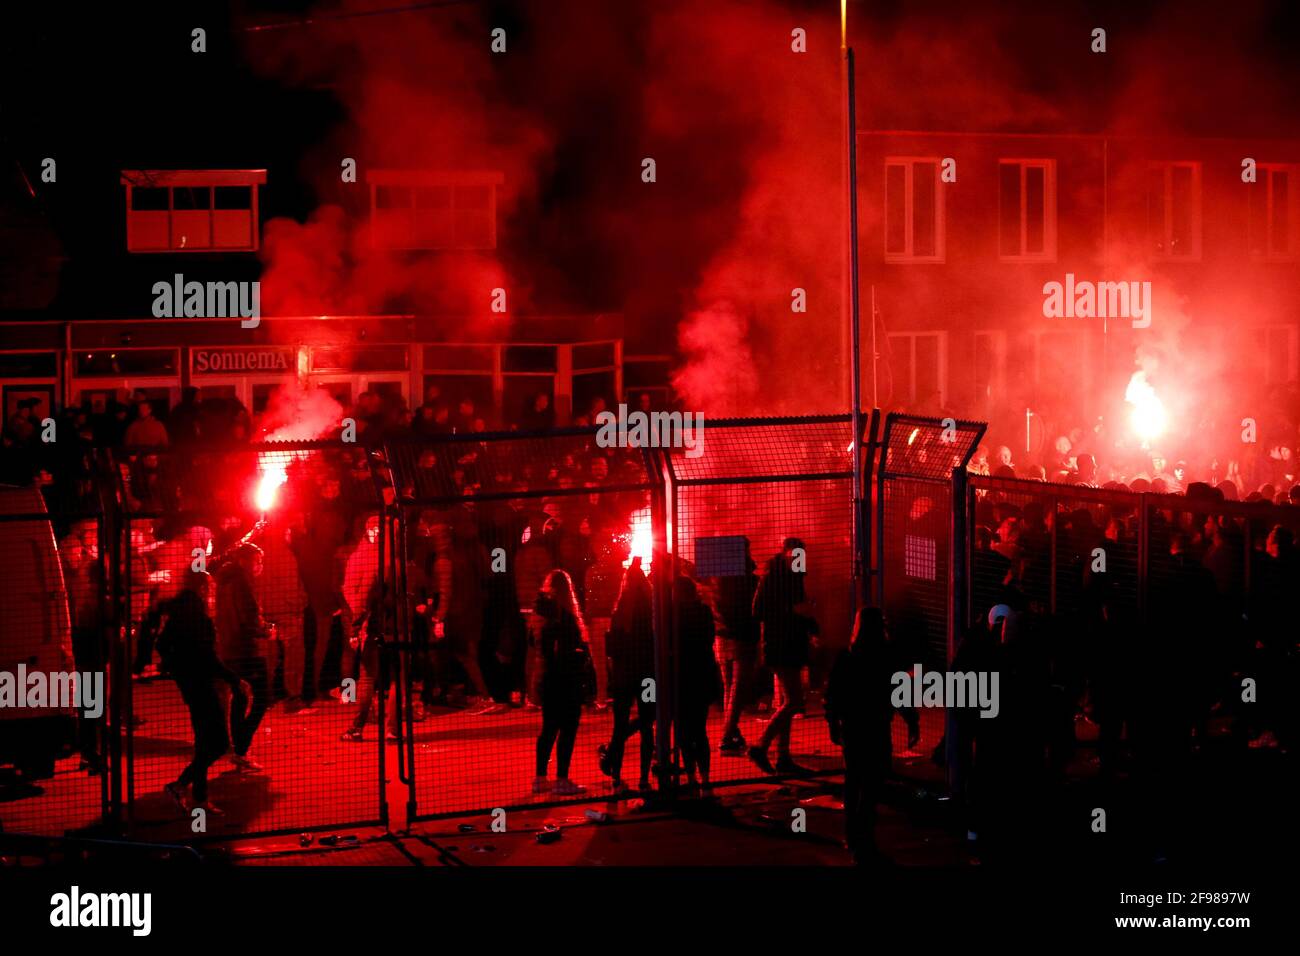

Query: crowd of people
[5,384,1295,863]
[0,382,662,517]
[955,468,1299,861]
[968,435,1300,506]
[13,393,827,819]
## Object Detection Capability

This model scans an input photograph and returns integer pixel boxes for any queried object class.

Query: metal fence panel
[114,442,386,840]
[965,476,1300,767]
[665,417,857,785]
[0,491,109,838]
[389,432,660,819]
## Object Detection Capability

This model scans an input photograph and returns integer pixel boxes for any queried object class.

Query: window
[1248,164,1298,261]
[1147,162,1201,260]
[1250,326,1298,385]
[886,332,946,407]
[368,170,503,250]
[121,170,264,252]
[1031,330,1087,403]
[76,349,179,377]
[972,331,1005,408]
[310,346,409,373]
[884,158,944,262]
[998,160,1056,260]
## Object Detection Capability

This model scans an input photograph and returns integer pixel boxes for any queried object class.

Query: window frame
[1147,161,1203,262]
[885,330,948,406]
[1249,163,1299,262]
[1250,324,1299,385]
[367,169,503,251]
[120,170,264,253]
[997,159,1057,262]
[883,157,946,264]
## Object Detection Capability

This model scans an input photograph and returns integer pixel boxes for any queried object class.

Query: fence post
[648,449,675,800]
[1138,493,1149,626]
[946,466,969,794]
[875,417,891,609]
[1049,494,1058,615]
[95,449,125,831]
[859,409,880,609]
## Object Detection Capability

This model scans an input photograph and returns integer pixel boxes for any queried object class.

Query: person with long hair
[598,557,656,792]
[532,569,589,795]
[675,574,720,793]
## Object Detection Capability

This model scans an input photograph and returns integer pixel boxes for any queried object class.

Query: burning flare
[254,461,288,512]
[624,507,653,573]
[1125,370,1167,444]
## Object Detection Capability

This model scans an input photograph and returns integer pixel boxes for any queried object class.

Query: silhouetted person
[826,607,919,864]
[599,558,656,791]
[676,575,720,792]
[340,517,399,742]
[519,390,555,431]
[533,569,589,795]
[168,386,201,445]
[159,572,248,815]
[749,538,817,775]
[709,541,759,754]
[216,544,269,774]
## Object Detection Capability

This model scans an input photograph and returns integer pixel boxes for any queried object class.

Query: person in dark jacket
[340,519,399,742]
[826,607,919,864]
[749,538,816,774]
[288,481,350,707]
[532,569,589,795]
[158,572,248,814]
[676,575,720,792]
[598,558,656,791]
[216,544,269,774]
[709,542,759,754]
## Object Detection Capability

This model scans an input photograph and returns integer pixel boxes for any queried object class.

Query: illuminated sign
[193,348,294,374]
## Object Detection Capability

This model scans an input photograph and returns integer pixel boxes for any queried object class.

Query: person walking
[676,575,720,793]
[598,558,656,792]
[533,569,589,796]
[748,538,817,775]
[216,544,270,774]
[159,571,249,815]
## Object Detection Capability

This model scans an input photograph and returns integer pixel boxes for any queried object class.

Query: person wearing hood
[158,571,249,815]
[216,543,269,775]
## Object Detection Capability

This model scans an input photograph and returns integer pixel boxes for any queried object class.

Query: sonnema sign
[193,348,294,373]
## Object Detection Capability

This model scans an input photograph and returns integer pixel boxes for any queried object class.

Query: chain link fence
[0,486,110,837]
[112,441,387,840]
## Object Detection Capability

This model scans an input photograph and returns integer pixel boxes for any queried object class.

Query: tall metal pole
[848,47,864,605]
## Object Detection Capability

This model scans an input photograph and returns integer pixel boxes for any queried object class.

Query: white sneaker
[232,754,265,774]
[553,778,587,796]
[532,776,551,794]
